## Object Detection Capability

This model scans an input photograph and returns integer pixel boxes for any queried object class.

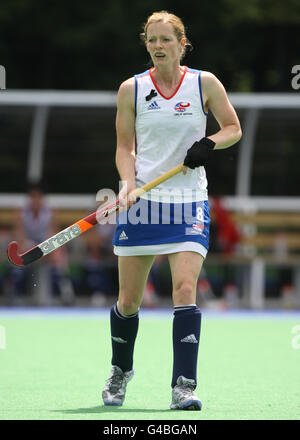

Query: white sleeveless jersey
[134,66,208,202]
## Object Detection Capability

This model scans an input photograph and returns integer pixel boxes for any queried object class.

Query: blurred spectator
[210,197,241,255]
[7,182,74,306]
[280,283,296,309]
[196,271,215,306]
[84,223,118,306]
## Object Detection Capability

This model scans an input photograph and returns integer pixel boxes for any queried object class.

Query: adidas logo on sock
[147,101,160,110]
[119,230,128,240]
[112,336,127,344]
[180,334,198,343]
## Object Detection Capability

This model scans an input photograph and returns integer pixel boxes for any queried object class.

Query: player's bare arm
[115,78,137,206]
[202,71,242,149]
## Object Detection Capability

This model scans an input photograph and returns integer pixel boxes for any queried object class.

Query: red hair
[140,11,192,59]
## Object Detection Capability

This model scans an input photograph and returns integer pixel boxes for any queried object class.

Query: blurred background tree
[1,0,299,91]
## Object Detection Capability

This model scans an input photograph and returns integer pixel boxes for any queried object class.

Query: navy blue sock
[171,305,202,388]
[110,303,139,373]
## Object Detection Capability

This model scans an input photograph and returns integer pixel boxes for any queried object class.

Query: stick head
[7,241,24,266]
[7,241,43,266]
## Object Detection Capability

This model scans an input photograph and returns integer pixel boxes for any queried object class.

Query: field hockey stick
[7,164,184,266]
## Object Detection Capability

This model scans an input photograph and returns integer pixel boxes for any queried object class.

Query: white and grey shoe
[102,365,134,406]
[170,376,202,410]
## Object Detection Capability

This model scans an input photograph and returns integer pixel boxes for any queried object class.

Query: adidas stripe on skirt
[112,198,210,258]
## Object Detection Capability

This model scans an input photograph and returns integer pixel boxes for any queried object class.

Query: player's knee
[173,280,196,305]
[118,296,140,316]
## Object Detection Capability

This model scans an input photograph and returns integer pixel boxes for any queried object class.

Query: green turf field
[0,309,299,420]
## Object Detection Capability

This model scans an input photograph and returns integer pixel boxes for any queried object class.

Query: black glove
[183,137,216,169]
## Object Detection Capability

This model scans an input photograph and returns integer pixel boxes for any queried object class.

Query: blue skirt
[112,198,210,252]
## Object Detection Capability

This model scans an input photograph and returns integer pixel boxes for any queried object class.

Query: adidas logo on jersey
[119,230,128,240]
[181,334,198,343]
[147,101,161,110]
